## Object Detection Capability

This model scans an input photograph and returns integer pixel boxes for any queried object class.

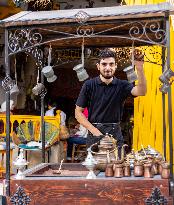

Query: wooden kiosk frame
[1,2,174,204]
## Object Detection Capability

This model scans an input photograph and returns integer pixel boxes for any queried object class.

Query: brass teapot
[91,134,115,171]
[91,134,126,171]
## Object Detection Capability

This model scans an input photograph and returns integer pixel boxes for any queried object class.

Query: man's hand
[133,49,144,61]
[133,49,144,72]
[131,49,147,96]
[75,105,103,136]
[134,60,144,71]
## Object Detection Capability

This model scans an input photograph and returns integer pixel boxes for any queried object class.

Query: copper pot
[144,163,153,178]
[151,162,158,175]
[105,163,114,177]
[134,161,144,177]
[113,159,124,170]
[124,163,131,177]
[158,161,165,175]
[114,164,124,178]
[161,163,170,179]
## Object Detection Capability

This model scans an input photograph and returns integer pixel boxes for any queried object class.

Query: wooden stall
[1,2,174,203]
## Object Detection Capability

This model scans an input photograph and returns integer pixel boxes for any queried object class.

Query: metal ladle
[54,159,64,174]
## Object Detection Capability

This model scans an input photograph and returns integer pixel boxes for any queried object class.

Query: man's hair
[98,48,116,64]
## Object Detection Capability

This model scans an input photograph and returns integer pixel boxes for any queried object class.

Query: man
[75,48,147,149]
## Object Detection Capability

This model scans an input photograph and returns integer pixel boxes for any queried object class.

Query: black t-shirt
[76,76,134,123]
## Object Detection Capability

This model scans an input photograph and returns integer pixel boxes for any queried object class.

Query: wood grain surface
[9,177,173,205]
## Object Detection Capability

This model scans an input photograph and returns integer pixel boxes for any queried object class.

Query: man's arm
[75,105,103,136]
[131,60,147,96]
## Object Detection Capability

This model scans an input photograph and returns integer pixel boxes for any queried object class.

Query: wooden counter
[9,163,173,205]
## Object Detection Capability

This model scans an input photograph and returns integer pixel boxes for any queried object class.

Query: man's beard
[100,71,114,79]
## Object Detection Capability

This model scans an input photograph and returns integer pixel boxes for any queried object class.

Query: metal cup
[42,66,57,83]
[159,83,170,94]
[32,83,47,97]
[159,68,174,83]
[123,66,138,83]
[10,84,20,95]
[73,64,89,82]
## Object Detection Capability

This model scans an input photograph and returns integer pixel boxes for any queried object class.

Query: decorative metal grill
[8,29,43,53]
[145,187,168,205]
[2,76,15,92]
[10,186,31,205]
[12,0,51,8]
[7,16,166,66]
[129,22,166,44]
[26,47,43,67]
[39,87,47,98]
[75,11,91,25]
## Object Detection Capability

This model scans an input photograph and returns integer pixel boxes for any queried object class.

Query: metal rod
[5,29,11,196]
[8,34,167,57]
[166,12,173,178]
[162,47,166,160]
[41,71,45,163]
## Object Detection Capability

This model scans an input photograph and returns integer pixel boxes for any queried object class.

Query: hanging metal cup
[123,65,138,83]
[73,63,89,82]
[159,73,169,84]
[159,83,170,94]
[42,66,57,83]
[32,83,47,97]
[159,68,174,84]
[10,83,20,95]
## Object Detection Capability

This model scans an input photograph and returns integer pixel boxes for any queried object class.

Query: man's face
[97,57,117,79]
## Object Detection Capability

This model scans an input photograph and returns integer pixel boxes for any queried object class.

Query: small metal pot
[105,163,114,177]
[144,162,153,178]
[124,163,131,177]
[161,163,170,179]
[114,163,124,178]
[134,161,144,177]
